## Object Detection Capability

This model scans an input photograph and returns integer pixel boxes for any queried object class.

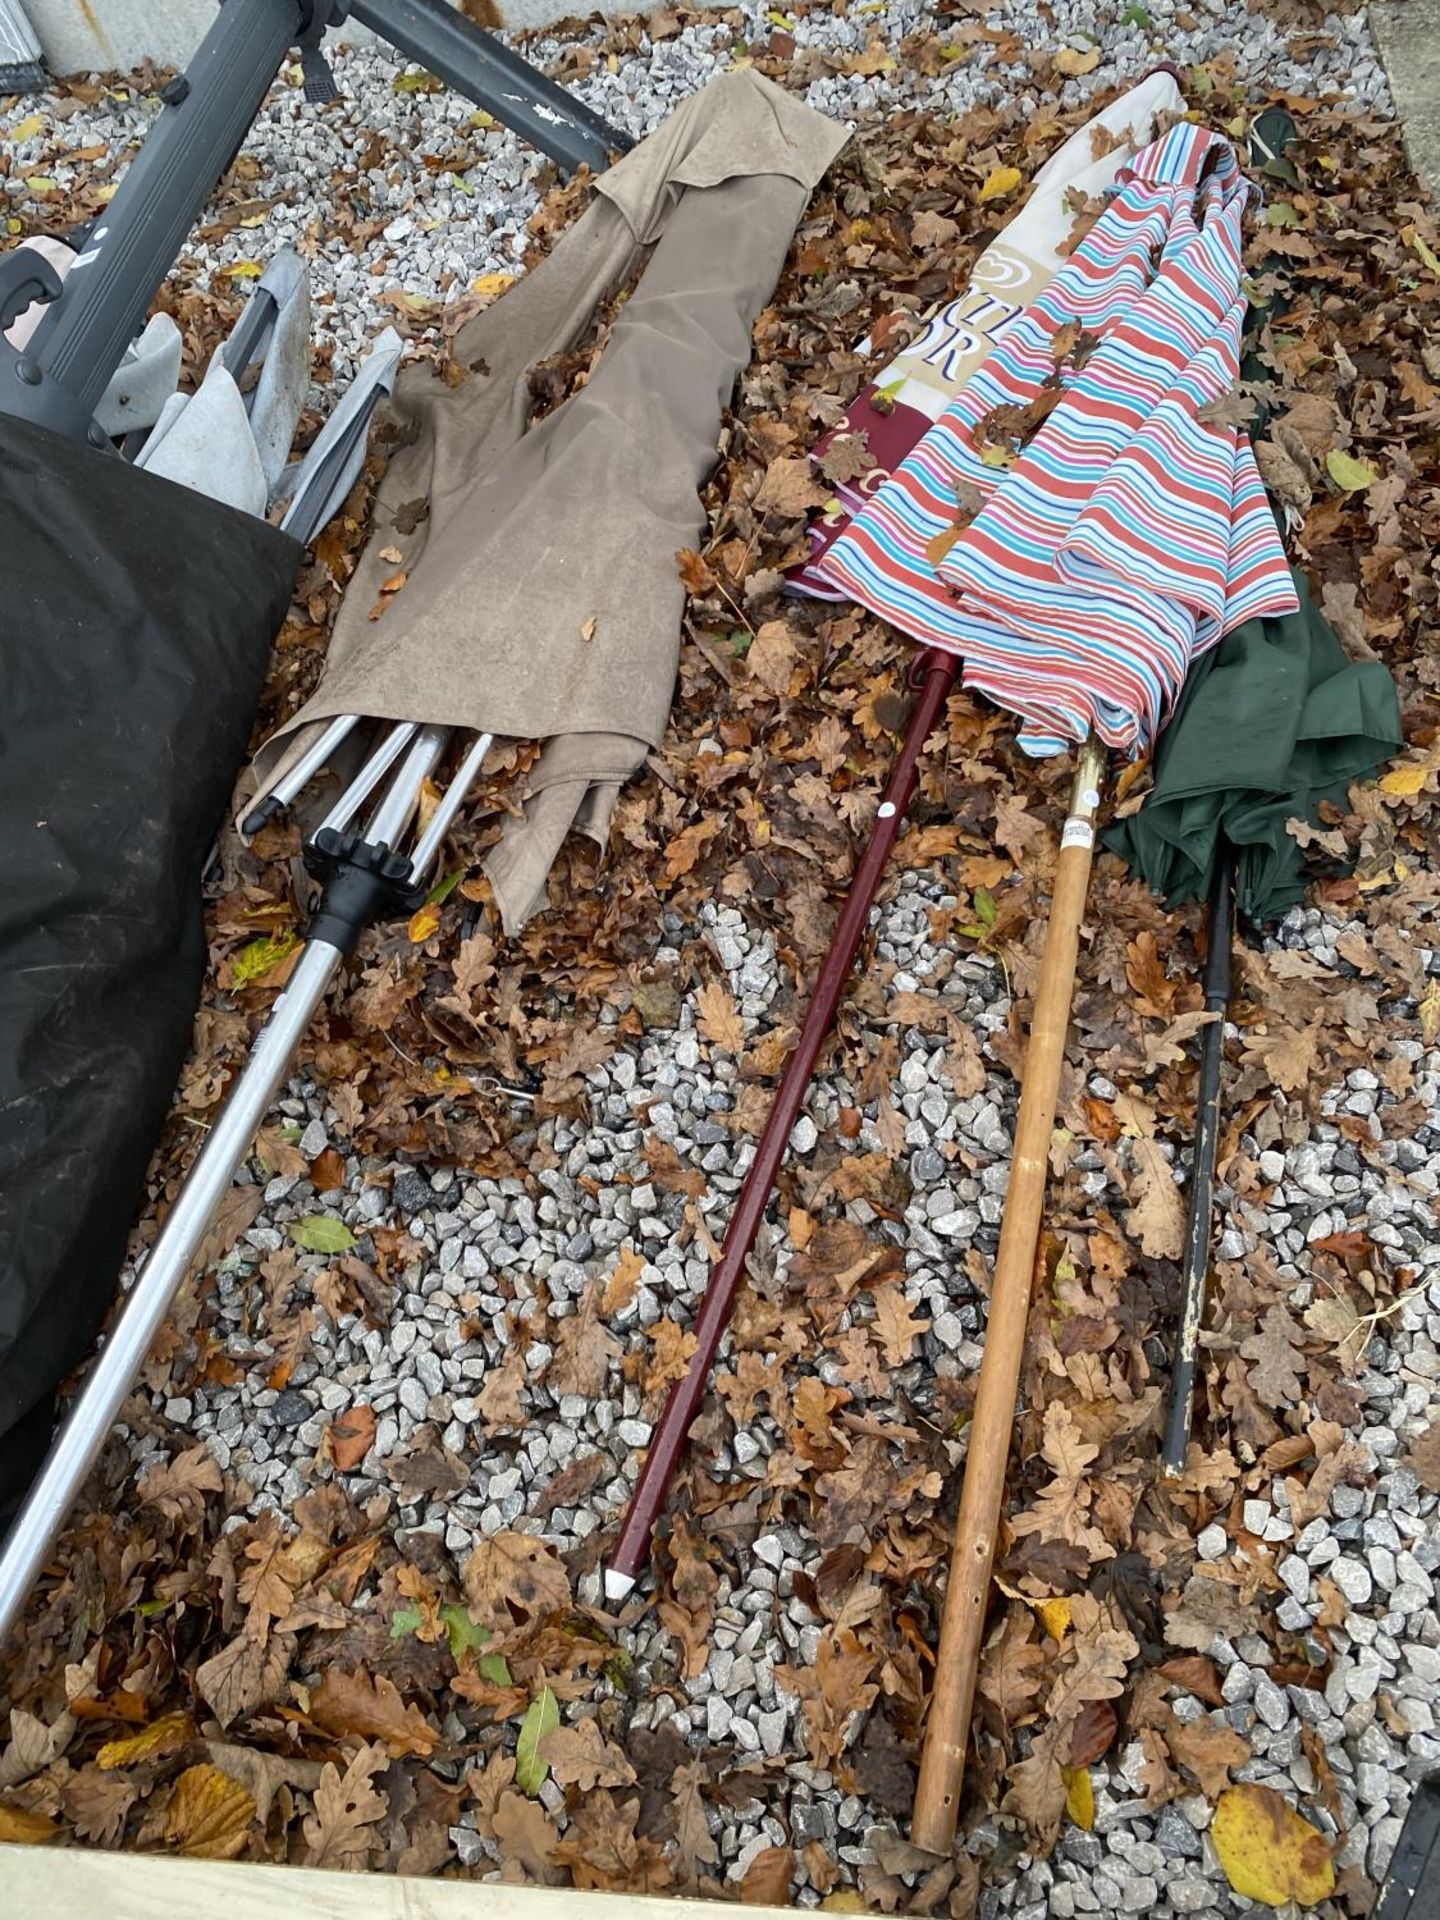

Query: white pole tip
[604,1567,636,1603]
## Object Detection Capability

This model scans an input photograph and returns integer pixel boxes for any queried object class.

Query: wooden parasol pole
[911,734,1107,1855]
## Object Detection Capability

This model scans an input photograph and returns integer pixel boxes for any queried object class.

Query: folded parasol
[1104,562,1401,923]
[819,123,1298,753]
[250,70,849,931]
[789,67,1185,600]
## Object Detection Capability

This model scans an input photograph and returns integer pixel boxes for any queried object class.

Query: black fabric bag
[0,415,299,1506]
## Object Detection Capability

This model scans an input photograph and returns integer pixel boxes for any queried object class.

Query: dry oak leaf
[869,1284,931,1366]
[740,1844,796,1905]
[555,1789,674,1894]
[676,546,718,595]
[1126,1134,1187,1260]
[538,1716,636,1791]
[0,1707,75,1788]
[1240,1302,1307,1406]
[61,1766,139,1847]
[491,1788,565,1885]
[978,1608,1047,1728]
[1167,1712,1251,1798]
[309,1665,438,1758]
[326,1402,377,1471]
[302,1742,389,1871]
[1003,1717,1070,1854]
[669,1758,719,1881]
[752,455,828,518]
[1243,1018,1322,1095]
[747,618,801,698]
[548,1280,622,1397]
[137,1444,223,1524]
[817,431,874,485]
[195,1630,294,1730]
[163,1763,256,1861]
[776,1626,879,1767]
[194,1739,325,1826]
[1046,1594,1139,1723]
[1010,1401,1114,1562]
[601,1242,647,1317]
[1212,1783,1335,1907]
[1406,1423,1440,1493]
[644,1316,698,1398]
[477,1347,528,1432]
[911,208,959,250]
[463,1530,571,1630]
[696,978,746,1053]
[661,815,723,886]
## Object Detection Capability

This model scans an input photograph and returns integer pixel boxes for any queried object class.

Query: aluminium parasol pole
[1161,843,1235,1474]
[604,646,960,1600]
[0,719,494,1645]
[910,734,1106,1854]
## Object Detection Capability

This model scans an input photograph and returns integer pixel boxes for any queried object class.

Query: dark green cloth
[1103,566,1401,924]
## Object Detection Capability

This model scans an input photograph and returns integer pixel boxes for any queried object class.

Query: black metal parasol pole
[1161,841,1236,1474]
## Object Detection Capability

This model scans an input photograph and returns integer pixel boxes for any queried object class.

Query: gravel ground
[4,2,1433,1912]
[134,882,1440,1910]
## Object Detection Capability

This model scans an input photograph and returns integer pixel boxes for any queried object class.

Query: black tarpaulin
[0,415,300,1508]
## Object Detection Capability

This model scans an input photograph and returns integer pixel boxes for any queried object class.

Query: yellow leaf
[1379,763,1429,797]
[0,1801,59,1844]
[164,1763,257,1860]
[239,213,268,228]
[820,1896,869,1912]
[11,113,45,141]
[218,260,263,280]
[1062,1765,1095,1831]
[1325,449,1378,493]
[97,1711,196,1770]
[980,165,1022,202]
[1054,45,1101,74]
[1419,979,1440,1047]
[468,109,496,129]
[471,271,514,298]
[1212,1784,1335,1908]
[408,901,442,944]
[1403,225,1440,277]
[24,176,57,194]
[232,930,298,988]
[1035,1596,1072,1642]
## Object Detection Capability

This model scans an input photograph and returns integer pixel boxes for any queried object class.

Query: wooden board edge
[0,1843,803,1919]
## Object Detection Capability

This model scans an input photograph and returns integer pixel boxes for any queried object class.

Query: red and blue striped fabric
[816,123,1299,757]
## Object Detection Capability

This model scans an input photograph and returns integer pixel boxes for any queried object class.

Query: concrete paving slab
[20,0,646,76]
[1368,0,1440,199]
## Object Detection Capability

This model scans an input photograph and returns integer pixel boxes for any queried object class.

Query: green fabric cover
[1103,566,1401,924]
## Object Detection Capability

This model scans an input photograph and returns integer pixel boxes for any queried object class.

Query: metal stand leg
[22,0,304,424]
[350,0,628,174]
[4,0,627,440]
[0,720,493,1645]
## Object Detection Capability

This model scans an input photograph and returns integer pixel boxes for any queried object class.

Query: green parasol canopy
[1103,564,1401,924]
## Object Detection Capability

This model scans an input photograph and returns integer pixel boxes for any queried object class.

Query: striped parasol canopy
[817,123,1299,757]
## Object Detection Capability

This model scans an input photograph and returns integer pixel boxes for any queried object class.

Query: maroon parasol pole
[605,646,960,1598]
